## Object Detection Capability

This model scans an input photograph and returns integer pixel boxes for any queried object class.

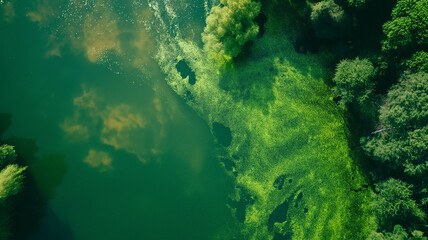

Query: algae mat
[150,1,375,239]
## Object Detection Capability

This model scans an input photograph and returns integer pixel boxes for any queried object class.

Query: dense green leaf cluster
[368,224,426,240]
[362,73,427,176]
[322,0,428,238]
[310,0,345,39]
[202,0,261,64]
[382,0,428,53]
[372,179,425,229]
[404,51,428,73]
[333,57,375,107]
[347,0,367,8]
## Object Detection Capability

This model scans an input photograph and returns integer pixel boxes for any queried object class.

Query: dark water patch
[273,174,286,190]
[294,192,303,208]
[268,199,289,230]
[268,190,299,230]
[184,90,194,102]
[229,187,255,223]
[30,153,67,199]
[176,59,196,85]
[0,113,12,137]
[29,206,74,240]
[220,157,236,173]
[212,122,232,147]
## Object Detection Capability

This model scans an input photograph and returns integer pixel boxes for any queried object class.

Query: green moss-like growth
[155,10,374,240]
[202,0,261,64]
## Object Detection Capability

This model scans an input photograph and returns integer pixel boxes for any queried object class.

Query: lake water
[0,0,234,239]
[1,0,375,239]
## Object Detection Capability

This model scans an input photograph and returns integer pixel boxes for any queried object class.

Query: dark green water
[0,0,233,239]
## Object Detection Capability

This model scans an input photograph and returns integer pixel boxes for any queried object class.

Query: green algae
[153,3,375,239]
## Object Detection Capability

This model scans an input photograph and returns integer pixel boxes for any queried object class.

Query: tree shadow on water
[0,113,69,240]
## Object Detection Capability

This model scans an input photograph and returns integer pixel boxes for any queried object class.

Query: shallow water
[1,0,375,239]
[0,0,234,239]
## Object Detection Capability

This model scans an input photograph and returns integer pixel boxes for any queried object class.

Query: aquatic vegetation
[152,1,374,238]
[3,0,427,238]
[0,144,27,239]
[0,162,26,199]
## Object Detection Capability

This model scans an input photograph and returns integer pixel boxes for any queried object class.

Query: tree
[347,0,368,8]
[382,0,428,53]
[404,51,428,73]
[202,0,261,63]
[367,225,408,240]
[372,179,426,230]
[367,224,427,240]
[362,72,427,175]
[310,0,346,39]
[332,57,375,107]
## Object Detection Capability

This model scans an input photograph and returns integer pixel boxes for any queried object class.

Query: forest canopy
[382,0,428,54]
[362,72,427,176]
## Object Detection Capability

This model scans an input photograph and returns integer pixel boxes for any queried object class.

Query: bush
[404,51,428,73]
[333,57,375,107]
[373,179,425,230]
[310,0,346,39]
[202,0,261,63]
[382,0,428,53]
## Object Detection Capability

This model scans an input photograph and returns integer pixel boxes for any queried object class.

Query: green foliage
[310,0,346,39]
[333,57,376,107]
[0,164,27,199]
[367,225,415,240]
[202,0,261,64]
[369,227,428,240]
[0,145,17,169]
[347,0,367,8]
[362,72,428,175]
[382,0,428,53]
[373,179,425,230]
[0,144,26,239]
[404,51,428,73]
[156,13,374,238]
